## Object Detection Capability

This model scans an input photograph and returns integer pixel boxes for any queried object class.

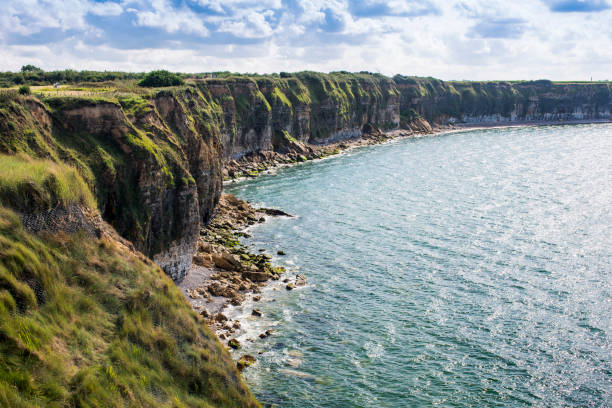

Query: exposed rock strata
[2,74,611,281]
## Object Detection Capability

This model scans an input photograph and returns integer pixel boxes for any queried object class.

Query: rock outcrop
[1,73,611,281]
[394,76,612,125]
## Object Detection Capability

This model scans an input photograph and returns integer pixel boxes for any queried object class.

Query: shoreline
[223,119,612,185]
[180,118,611,370]
[178,194,304,370]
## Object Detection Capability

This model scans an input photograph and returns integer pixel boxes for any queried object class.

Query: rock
[214,313,228,322]
[242,271,270,282]
[259,332,268,339]
[232,321,241,329]
[198,242,214,253]
[263,208,293,217]
[237,355,256,371]
[286,283,295,291]
[282,278,290,283]
[199,309,210,318]
[207,282,238,298]
[228,338,241,349]
[271,266,285,274]
[253,295,261,302]
[213,252,242,271]
[251,309,262,317]
[277,250,286,255]
[219,333,226,339]
[230,295,244,306]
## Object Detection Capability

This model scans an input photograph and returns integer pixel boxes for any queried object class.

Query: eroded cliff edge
[1,73,611,282]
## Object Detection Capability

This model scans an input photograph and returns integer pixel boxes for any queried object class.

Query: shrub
[18,85,30,95]
[138,70,184,87]
[20,64,43,73]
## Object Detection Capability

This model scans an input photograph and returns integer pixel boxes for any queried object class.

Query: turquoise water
[225,124,612,407]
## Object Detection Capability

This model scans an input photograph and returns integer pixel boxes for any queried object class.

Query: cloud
[469,18,527,38]
[132,0,209,36]
[0,0,611,81]
[89,2,123,16]
[349,0,440,17]
[217,11,274,38]
[543,0,610,12]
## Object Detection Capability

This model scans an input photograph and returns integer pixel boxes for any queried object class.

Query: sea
[225,124,612,407]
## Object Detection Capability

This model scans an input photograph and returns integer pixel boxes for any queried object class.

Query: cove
[225,124,612,407]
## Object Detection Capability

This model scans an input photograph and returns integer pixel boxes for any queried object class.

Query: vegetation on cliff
[138,70,185,88]
[0,67,611,406]
[0,204,259,407]
[0,155,95,212]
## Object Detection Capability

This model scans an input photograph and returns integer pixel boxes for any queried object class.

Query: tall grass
[0,154,96,212]
[0,206,259,407]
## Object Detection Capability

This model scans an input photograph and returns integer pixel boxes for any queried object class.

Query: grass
[0,206,259,407]
[0,154,96,212]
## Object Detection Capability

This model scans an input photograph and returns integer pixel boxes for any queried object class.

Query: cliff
[394,76,612,125]
[2,74,611,282]
[0,72,401,280]
[0,155,258,407]
[1,71,611,405]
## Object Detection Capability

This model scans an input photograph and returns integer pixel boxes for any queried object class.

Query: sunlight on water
[226,124,612,407]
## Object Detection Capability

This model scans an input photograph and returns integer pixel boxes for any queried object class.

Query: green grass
[0,155,96,212]
[0,206,259,407]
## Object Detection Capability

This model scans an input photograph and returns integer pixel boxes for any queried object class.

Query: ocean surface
[225,124,612,407]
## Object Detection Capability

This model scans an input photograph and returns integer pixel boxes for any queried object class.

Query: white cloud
[133,0,209,36]
[217,12,274,38]
[90,2,123,16]
[0,0,611,80]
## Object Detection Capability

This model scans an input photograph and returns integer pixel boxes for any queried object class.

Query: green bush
[20,65,42,73]
[17,85,30,95]
[138,70,184,87]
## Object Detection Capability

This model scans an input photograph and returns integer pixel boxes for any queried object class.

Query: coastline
[180,118,611,370]
[223,118,612,185]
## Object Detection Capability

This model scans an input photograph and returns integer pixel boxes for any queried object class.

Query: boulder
[198,242,214,253]
[251,309,262,317]
[242,271,270,282]
[213,252,242,271]
[237,355,256,371]
[228,338,241,349]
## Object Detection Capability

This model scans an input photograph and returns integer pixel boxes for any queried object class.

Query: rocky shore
[178,118,446,370]
[178,193,306,370]
[224,118,436,181]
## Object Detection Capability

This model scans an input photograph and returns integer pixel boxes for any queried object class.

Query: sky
[0,0,610,80]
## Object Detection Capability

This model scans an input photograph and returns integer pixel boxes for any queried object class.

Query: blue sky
[0,0,610,80]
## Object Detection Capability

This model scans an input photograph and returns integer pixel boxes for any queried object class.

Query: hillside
[0,70,611,406]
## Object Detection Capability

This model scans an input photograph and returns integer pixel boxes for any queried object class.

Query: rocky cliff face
[394,77,612,125]
[198,73,401,160]
[1,73,611,281]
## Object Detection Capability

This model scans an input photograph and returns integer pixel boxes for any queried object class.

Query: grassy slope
[0,208,259,407]
[0,156,259,407]
[0,154,96,213]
